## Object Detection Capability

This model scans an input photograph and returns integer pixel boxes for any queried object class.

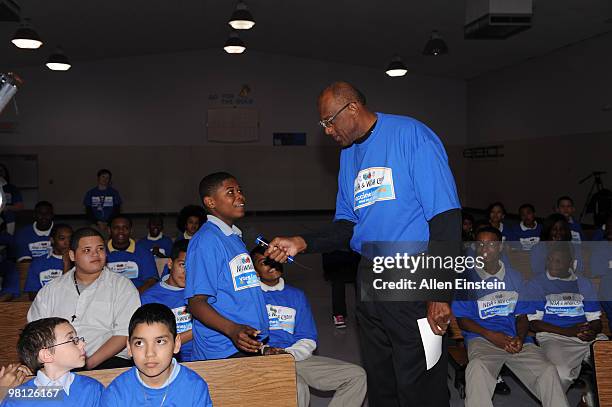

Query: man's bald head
[318,81,367,106]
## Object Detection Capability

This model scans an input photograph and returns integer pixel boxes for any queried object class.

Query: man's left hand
[427,301,451,335]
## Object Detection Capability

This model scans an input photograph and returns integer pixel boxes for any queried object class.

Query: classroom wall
[0,49,468,213]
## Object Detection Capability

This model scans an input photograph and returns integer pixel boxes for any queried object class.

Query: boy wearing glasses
[452,227,569,407]
[101,304,212,406]
[2,317,103,406]
[27,227,140,370]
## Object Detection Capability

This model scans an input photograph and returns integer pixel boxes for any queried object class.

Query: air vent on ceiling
[465,0,532,39]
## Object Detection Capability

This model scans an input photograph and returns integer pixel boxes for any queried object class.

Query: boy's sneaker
[333,315,346,329]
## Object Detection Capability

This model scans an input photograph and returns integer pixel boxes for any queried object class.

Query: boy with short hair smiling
[15,201,54,263]
[511,204,542,251]
[25,224,73,300]
[185,172,269,360]
[141,239,193,361]
[101,303,212,406]
[2,317,103,406]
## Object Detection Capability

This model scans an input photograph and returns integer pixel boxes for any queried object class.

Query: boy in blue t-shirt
[511,203,542,251]
[184,172,269,360]
[25,224,72,300]
[136,215,173,258]
[141,239,193,361]
[556,196,583,243]
[527,242,602,393]
[106,215,158,293]
[15,201,54,263]
[2,317,103,406]
[251,245,366,407]
[101,304,212,407]
[175,205,206,242]
[452,227,569,407]
[82,169,122,233]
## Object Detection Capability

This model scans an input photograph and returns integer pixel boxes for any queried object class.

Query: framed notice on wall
[206,107,259,143]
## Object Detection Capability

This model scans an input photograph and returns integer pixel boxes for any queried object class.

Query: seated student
[462,211,475,242]
[140,240,193,362]
[83,169,122,235]
[2,317,103,406]
[0,259,20,302]
[527,242,602,394]
[175,205,206,242]
[452,226,569,407]
[28,227,141,370]
[15,201,54,263]
[487,202,513,241]
[101,303,212,407]
[556,196,584,243]
[106,215,158,293]
[251,246,367,407]
[0,164,24,235]
[25,224,73,300]
[530,214,584,275]
[136,215,173,258]
[512,203,542,251]
[185,172,269,360]
[590,213,612,318]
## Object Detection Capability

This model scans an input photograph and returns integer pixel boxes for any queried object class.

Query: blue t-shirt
[262,282,318,349]
[136,235,174,258]
[526,273,600,328]
[592,227,606,242]
[590,242,612,304]
[511,222,542,251]
[106,240,158,288]
[569,220,584,243]
[140,276,193,361]
[15,224,52,261]
[334,113,460,254]
[83,187,122,222]
[184,220,269,360]
[529,241,584,275]
[0,260,20,298]
[1,374,103,407]
[24,253,64,293]
[101,364,212,407]
[452,265,533,344]
[0,184,22,224]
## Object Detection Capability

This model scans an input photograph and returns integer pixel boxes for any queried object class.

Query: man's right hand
[229,324,263,353]
[264,236,307,263]
[485,331,513,351]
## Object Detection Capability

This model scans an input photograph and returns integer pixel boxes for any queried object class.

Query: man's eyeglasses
[319,102,353,129]
[476,242,501,249]
[45,337,85,349]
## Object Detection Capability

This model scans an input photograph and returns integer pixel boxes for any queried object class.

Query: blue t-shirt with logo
[569,220,584,243]
[452,265,533,344]
[334,113,460,255]
[83,187,122,222]
[106,242,158,288]
[140,276,193,361]
[184,221,269,360]
[136,235,174,258]
[24,253,64,293]
[0,260,20,298]
[1,374,103,407]
[15,224,52,261]
[526,273,600,328]
[511,222,542,251]
[262,282,317,349]
[0,184,22,224]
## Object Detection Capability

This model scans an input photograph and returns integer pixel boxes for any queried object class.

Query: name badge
[229,254,260,291]
[267,304,297,334]
[29,241,51,258]
[477,291,519,319]
[545,293,585,317]
[519,237,540,251]
[39,269,63,286]
[172,306,192,333]
[353,167,396,210]
[107,261,140,279]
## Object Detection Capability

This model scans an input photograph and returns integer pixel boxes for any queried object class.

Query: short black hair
[198,172,236,201]
[176,205,206,232]
[541,214,571,241]
[518,203,535,213]
[128,303,177,339]
[50,223,73,239]
[70,227,104,251]
[475,226,503,241]
[97,169,112,179]
[321,82,367,106]
[34,201,53,212]
[486,201,506,216]
[461,211,475,223]
[250,244,266,258]
[109,214,133,228]
[18,317,70,372]
[556,196,574,207]
[170,239,189,260]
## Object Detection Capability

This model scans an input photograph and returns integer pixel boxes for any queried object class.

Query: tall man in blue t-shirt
[265,82,462,407]
[83,169,122,235]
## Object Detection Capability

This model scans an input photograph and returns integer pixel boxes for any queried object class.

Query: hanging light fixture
[11,18,43,49]
[224,31,246,54]
[385,55,407,77]
[228,1,255,30]
[423,30,448,56]
[46,47,71,71]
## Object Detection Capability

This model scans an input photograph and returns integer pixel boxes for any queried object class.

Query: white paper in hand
[417,317,442,370]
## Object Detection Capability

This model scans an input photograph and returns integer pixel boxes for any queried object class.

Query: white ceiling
[1,0,611,79]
